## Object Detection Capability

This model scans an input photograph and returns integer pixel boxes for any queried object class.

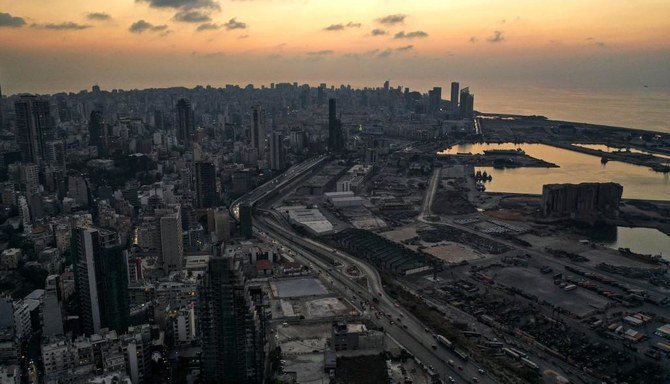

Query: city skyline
[1,0,669,94]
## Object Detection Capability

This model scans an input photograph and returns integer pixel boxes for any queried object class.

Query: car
[431,345,438,350]
[448,359,455,366]
[448,377,455,383]
[477,369,485,375]
[472,378,479,383]
[428,365,434,371]
[458,365,463,371]
[424,327,430,332]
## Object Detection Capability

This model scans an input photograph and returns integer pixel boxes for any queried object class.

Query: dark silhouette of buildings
[542,182,623,221]
[250,105,265,157]
[72,226,129,335]
[270,131,285,171]
[15,95,52,164]
[450,82,459,112]
[240,204,253,239]
[198,256,264,384]
[176,98,194,146]
[88,110,106,157]
[459,87,475,118]
[328,98,344,153]
[195,161,217,208]
[428,86,441,114]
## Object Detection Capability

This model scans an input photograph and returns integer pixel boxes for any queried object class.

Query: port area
[465,114,670,172]
[438,149,559,169]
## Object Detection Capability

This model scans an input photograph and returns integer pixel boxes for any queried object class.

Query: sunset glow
[1,0,669,93]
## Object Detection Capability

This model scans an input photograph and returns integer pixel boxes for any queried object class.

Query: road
[238,157,492,383]
[419,167,441,221]
[256,213,493,384]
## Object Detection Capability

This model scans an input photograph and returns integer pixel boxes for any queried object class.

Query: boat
[483,148,525,156]
[601,157,609,164]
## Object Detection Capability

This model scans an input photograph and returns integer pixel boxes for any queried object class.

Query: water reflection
[587,224,670,258]
[438,143,669,200]
[573,143,670,161]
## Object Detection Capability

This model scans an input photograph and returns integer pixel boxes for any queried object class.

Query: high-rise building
[157,205,184,273]
[328,98,344,153]
[195,161,217,208]
[72,227,129,335]
[198,257,264,383]
[250,106,265,157]
[428,86,442,114]
[176,98,195,147]
[88,110,106,156]
[153,109,164,131]
[459,87,475,119]
[45,140,66,168]
[43,275,64,338]
[0,84,4,129]
[14,95,52,164]
[239,204,253,239]
[450,82,460,112]
[270,131,285,171]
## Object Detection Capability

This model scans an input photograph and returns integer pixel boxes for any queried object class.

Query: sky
[1,0,669,95]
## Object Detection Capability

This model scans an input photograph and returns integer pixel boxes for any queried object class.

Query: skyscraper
[250,105,265,157]
[14,95,52,164]
[239,203,253,239]
[198,256,264,383]
[72,227,129,335]
[428,86,442,114]
[459,87,475,119]
[328,98,344,153]
[157,205,184,273]
[270,131,285,171]
[43,275,64,338]
[195,161,217,208]
[450,82,460,112]
[88,110,106,157]
[0,84,4,129]
[176,98,194,147]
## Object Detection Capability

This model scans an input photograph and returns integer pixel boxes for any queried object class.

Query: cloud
[324,24,344,31]
[469,36,477,43]
[129,20,169,33]
[377,49,393,58]
[487,30,504,43]
[0,12,26,28]
[394,31,428,39]
[371,29,387,36]
[136,0,220,10]
[174,10,211,23]
[307,50,334,57]
[324,22,361,31]
[223,18,247,30]
[87,12,112,21]
[196,23,219,31]
[396,45,414,51]
[377,14,406,25]
[202,51,225,58]
[33,22,91,30]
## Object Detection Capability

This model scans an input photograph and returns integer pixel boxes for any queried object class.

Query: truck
[437,335,453,349]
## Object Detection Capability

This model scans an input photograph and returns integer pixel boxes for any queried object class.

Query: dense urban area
[0,80,669,384]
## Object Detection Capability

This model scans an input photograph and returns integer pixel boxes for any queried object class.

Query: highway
[256,214,493,384]
[232,156,493,383]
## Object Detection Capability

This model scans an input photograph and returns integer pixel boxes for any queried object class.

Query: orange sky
[1,0,669,93]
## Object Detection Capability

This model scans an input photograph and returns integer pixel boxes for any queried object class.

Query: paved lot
[273,277,329,298]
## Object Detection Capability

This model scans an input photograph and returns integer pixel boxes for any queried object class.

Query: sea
[385,81,670,133]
